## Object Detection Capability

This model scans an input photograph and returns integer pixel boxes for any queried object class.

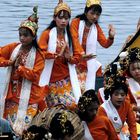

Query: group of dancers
[0,0,140,139]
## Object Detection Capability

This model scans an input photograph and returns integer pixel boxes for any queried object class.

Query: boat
[95,27,140,93]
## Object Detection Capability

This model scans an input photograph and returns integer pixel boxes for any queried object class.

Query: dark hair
[46,10,72,48]
[50,112,74,139]
[76,4,102,23]
[32,36,45,61]
[119,48,140,77]
[85,4,102,14]
[129,48,140,63]
[47,10,71,30]
[22,125,50,140]
[19,27,44,60]
[77,89,99,121]
[78,89,99,105]
[104,81,128,100]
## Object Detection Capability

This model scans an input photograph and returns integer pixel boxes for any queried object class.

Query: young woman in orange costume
[38,0,82,109]
[77,89,119,140]
[97,67,137,140]
[0,7,47,135]
[70,0,115,93]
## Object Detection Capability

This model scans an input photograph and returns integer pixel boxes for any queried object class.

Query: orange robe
[70,18,114,75]
[97,100,137,140]
[38,29,81,83]
[38,29,81,109]
[88,115,119,140]
[0,42,47,111]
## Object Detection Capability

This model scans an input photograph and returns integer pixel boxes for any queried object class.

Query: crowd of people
[0,0,140,139]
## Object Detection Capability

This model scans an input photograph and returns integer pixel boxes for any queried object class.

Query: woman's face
[129,61,140,82]
[111,89,126,108]
[86,9,101,25]
[19,28,34,47]
[54,11,70,30]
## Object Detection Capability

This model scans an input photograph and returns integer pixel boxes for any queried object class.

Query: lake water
[0,0,140,83]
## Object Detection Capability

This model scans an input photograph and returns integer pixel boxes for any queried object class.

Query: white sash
[0,44,21,118]
[99,87,105,103]
[39,27,81,103]
[99,87,110,103]
[13,46,36,134]
[78,20,101,90]
[0,44,36,134]
[128,78,140,106]
[102,100,129,140]
[82,121,93,140]
[39,28,57,86]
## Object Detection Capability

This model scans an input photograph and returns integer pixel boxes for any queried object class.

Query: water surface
[0,0,140,82]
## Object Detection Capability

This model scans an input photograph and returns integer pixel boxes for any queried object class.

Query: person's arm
[88,116,119,140]
[70,18,85,54]
[0,43,19,67]
[97,24,115,48]
[38,30,56,59]
[15,50,45,83]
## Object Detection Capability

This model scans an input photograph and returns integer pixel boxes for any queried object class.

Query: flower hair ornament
[119,47,140,72]
[104,63,127,100]
[86,0,101,8]
[57,111,69,134]
[49,110,74,139]
[22,125,52,140]
[19,6,38,36]
[78,89,99,113]
[54,0,71,16]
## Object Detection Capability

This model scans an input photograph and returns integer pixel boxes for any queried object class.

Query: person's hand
[7,60,14,66]
[64,47,71,60]
[57,39,68,56]
[108,24,115,39]
[0,60,14,67]
[82,54,96,61]
[125,35,133,43]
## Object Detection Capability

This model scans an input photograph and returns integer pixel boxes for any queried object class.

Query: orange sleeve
[96,24,114,48]
[88,116,119,140]
[38,30,50,50]
[97,106,107,116]
[0,42,19,67]
[104,118,119,140]
[69,18,85,64]
[126,103,137,140]
[16,50,45,83]
[38,30,56,59]
[70,18,85,55]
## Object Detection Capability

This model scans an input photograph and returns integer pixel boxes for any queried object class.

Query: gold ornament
[86,0,101,8]
[54,0,71,16]
[19,6,38,36]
